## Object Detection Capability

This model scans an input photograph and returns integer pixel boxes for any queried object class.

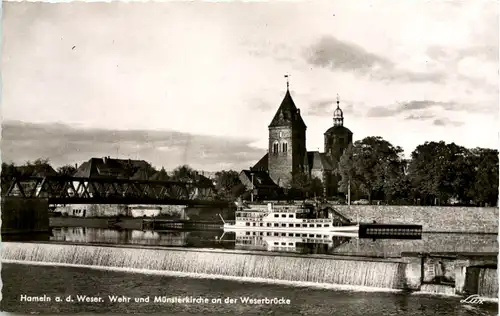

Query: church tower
[268,77,307,188]
[324,95,353,195]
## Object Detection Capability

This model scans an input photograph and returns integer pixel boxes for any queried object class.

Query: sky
[1,0,499,171]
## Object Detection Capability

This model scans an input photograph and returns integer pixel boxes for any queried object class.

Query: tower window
[279,132,283,138]
[273,142,279,153]
[282,142,288,153]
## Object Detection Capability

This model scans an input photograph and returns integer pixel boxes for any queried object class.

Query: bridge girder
[1,175,230,206]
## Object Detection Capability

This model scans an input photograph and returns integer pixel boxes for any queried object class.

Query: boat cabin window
[259,223,263,227]
[281,233,286,236]
[295,224,300,227]
[274,214,279,218]
[324,224,330,227]
[302,234,307,237]
[288,233,293,236]
[274,223,279,227]
[246,223,250,226]
[317,224,322,227]
[309,234,314,237]
[295,233,300,237]
[274,233,279,236]
[252,232,256,235]
[266,232,271,236]
[281,242,286,246]
[274,242,279,245]
[302,224,307,227]
[316,234,321,237]
[281,224,286,227]
[281,214,286,218]
[245,232,250,235]
[289,243,293,246]
[267,223,271,227]
[288,214,294,218]
[236,212,240,217]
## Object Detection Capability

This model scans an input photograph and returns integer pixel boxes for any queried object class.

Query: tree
[172,165,197,182]
[408,141,475,205]
[337,137,405,203]
[57,165,77,176]
[150,167,170,181]
[290,171,324,199]
[469,148,499,206]
[214,170,243,200]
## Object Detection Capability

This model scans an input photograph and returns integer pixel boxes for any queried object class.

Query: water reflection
[48,227,498,258]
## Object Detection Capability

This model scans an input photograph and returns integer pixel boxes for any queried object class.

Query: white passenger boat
[219,202,359,234]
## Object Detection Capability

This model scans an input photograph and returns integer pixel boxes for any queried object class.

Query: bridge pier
[1,198,50,240]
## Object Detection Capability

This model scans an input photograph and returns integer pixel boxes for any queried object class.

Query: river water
[1,263,498,315]
[46,226,498,257]
[1,227,497,315]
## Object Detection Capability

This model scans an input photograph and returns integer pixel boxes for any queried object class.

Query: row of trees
[336,137,498,206]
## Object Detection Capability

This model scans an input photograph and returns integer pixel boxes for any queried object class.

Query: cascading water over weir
[2,242,406,290]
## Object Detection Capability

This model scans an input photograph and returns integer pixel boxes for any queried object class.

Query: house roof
[306,151,334,171]
[240,170,278,188]
[324,125,353,135]
[73,157,150,179]
[269,90,306,129]
[252,153,269,171]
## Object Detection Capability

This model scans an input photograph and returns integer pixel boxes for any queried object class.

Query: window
[288,233,293,236]
[279,132,283,138]
[274,214,279,218]
[317,224,322,228]
[259,223,263,227]
[274,242,279,245]
[274,223,279,227]
[267,223,271,227]
[245,223,250,226]
[273,142,279,153]
[295,224,300,227]
[281,224,286,227]
[289,243,293,246]
[252,223,256,226]
[324,224,329,228]
[281,233,286,236]
[274,232,279,236]
[246,232,250,235]
[282,142,288,153]
[266,232,271,236]
[288,214,294,218]
[309,224,314,227]
[281,214,286,218]
[281,242,286,246]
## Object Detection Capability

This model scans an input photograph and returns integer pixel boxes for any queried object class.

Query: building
[241,82,353,198]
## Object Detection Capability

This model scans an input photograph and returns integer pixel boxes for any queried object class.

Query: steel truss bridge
[2,175,230,206]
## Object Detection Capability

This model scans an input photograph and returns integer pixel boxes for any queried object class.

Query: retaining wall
[334,205,498,233]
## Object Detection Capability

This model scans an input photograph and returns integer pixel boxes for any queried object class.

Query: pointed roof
[251,153,269,171]
[269,89,307,129]
[306,151,334,171]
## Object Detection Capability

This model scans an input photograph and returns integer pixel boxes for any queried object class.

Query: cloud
[433,118,464,127]
[366,100,458,118]
[305,35,447,84]
[405,114,435,121]
[306,99,355,117]
[305,36,391,74]
[1,121,265,171]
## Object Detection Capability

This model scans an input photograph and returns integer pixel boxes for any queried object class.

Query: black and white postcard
[1,1,498,315]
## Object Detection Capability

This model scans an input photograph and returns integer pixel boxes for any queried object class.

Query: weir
[1,242,405,289]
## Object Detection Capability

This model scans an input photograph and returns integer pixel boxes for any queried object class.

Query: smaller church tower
[324,95,353,196]
[268,76,307,188]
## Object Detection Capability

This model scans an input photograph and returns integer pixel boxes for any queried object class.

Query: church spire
[284,74,290,90]
[333,93,344,127]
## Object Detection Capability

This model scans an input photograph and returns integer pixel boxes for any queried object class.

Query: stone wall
[1,198,49,234]
[333,205,498,233]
